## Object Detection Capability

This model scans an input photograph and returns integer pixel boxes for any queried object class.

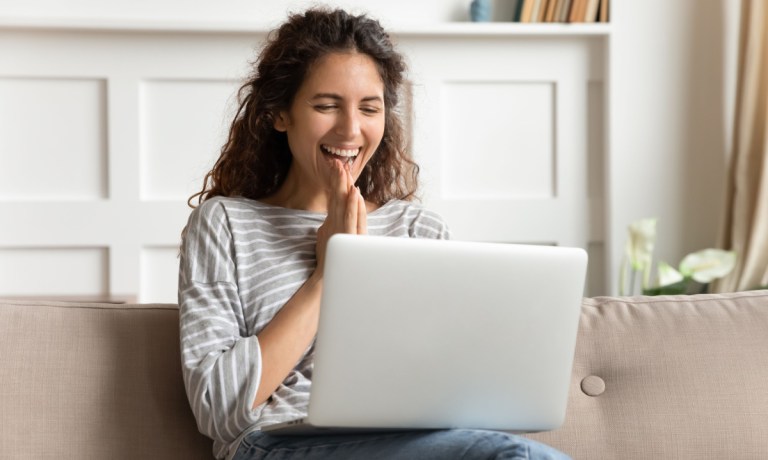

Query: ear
[274,111,288,132]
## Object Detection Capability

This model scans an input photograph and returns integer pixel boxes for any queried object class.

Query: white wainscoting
[0,23,608,302]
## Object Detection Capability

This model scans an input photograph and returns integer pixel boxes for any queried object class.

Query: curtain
[714,0,768,292]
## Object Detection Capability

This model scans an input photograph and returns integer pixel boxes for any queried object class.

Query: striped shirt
[178,196,450,459]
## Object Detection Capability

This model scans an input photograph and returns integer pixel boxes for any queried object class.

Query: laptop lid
[306,234,587,432]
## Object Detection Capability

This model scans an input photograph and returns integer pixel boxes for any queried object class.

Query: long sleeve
[178,200,263,448]
[410,207,451,240]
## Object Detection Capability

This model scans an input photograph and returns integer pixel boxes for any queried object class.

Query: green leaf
[643,280,688,296]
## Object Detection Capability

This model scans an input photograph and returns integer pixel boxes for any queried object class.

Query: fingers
[344,167,367,235]
[327,160,343,221]
[326,160,367,235]
[344,180,358,233]
[357,189,367,235]
[337,160,350,196]
[328,160,351,226]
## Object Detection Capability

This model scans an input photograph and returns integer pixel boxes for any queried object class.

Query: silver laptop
[263,234,587,435]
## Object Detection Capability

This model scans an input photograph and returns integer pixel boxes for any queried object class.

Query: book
[559,0,573,22]
[544,0,559,22]
[529,0,543,23]
[520,0,536,22]
[552,0,566,22]
[537,0,550,22]
[513,0,526,22]
[567,0,579,22]
[568,0,586,22]
[584,0,600,22]
[598,0,609,22]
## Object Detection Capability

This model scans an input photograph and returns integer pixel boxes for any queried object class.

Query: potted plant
[619,218,737,296]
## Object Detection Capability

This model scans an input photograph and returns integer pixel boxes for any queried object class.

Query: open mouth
[321,144,359,168]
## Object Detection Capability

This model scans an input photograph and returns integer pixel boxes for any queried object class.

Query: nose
[335,109,361,138]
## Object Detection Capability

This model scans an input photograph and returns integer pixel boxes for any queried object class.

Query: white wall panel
[0,21,612,298]
[0,247,108,295]
[0,27,254,300]
[0,77,107,201]
[139,79,238,201]
[403,35,602,256]
[441,81,554,199]
[0,0,740,299]
[139,246,178,303]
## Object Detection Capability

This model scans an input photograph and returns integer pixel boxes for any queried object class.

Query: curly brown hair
[189,8,419,207]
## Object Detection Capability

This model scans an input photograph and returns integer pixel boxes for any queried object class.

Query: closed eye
[314,104,338,112]
[360,106,383,115]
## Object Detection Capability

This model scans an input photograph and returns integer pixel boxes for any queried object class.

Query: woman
[179,8,570,460]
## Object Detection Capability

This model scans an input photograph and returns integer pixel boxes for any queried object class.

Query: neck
[262,170,329,212]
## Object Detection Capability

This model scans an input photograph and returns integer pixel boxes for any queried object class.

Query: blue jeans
[230,429,570,460]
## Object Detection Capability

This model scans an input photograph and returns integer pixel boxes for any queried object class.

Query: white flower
[625,218,658,290]
[625,218,657,271]
[679,249,737,283]
[657,261,684,286]
[619,217,738,295]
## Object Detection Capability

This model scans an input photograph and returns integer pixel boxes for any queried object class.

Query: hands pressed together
[315,160,367,277]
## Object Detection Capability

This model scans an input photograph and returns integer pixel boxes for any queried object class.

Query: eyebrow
[312,93,384,103]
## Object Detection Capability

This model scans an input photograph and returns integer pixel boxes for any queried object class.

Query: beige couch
[1,290,767,459]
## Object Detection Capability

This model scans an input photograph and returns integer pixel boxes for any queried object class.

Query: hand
[315,160,367,277]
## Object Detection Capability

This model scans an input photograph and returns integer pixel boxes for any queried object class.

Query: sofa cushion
[0,299,212,459]
[526,290,768,459]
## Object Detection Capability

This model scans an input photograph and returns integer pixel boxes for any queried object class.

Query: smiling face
[273,51,386,211]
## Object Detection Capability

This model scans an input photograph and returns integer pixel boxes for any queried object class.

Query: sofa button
[580,376,605,396]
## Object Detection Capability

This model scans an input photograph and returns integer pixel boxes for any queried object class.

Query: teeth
[323,145,359,157]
